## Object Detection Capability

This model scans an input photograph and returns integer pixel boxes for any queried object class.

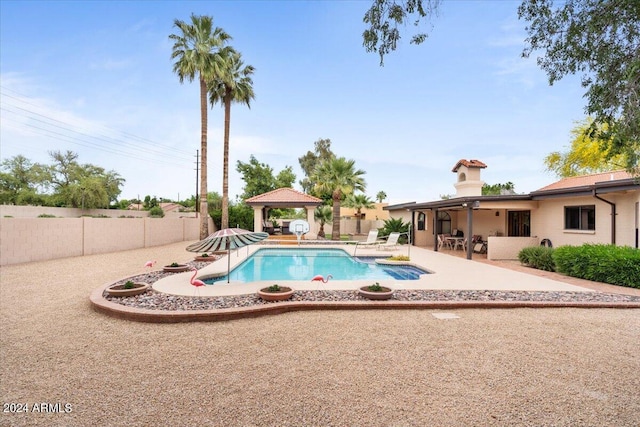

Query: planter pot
[194,255,216,262]
[106,282,150,297]
[358,286,393,300]
[257,286,294,302]
[163,264,190,273]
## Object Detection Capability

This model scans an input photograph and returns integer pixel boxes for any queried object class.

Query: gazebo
[245,188,323,238]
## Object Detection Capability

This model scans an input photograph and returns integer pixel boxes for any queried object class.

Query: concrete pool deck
[151,244,593,297]
[90,242,640,322]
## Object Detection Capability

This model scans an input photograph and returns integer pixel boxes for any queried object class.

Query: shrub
[38,214,57,218]
[379,218,409,243]
[553,244,640,288]
[518,246,556,272]
[388,255,410,261]
[149,206,164,217]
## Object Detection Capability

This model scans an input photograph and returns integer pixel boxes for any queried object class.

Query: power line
[0,85,201,167]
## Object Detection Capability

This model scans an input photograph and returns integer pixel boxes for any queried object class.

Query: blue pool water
[205,248,429,284]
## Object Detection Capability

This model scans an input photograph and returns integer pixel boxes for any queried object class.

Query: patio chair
[356,230,380,246]
[353,229,382,256]
[454,237,467,251]
[376,232,400,251]
[438,233,453,250]
[262,220,274,235]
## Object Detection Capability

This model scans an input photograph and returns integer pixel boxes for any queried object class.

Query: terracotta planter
[358,286,393,300]
[257,286,295,302]
[194,255,216,262]
[163,264,190,273]
[106,282,150,297]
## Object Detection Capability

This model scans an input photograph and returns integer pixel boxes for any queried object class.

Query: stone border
[90,283,640,324]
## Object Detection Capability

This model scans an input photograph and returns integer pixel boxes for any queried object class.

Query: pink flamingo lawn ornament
[311,274,333,283]
[311,274,333,292]
[144,260,156,269]
[189,267,206,295]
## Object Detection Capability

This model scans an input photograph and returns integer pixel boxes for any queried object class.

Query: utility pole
[195,149,199,217]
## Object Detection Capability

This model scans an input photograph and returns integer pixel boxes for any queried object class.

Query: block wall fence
[0,217,212,266]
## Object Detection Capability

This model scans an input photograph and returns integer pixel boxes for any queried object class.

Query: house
[340,203,390,221]
[385,159,639,260]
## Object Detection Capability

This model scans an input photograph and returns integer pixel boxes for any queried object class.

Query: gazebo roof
[245,188,323,207]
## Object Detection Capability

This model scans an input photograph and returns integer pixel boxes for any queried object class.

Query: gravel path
[2,242,639,426]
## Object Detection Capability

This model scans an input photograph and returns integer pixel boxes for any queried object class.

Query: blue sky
[1,0,587,205]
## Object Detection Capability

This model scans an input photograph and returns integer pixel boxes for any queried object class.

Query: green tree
[208,49,255,229]
[363,0,442,65]
[0,155,47,205]
[312,157,366,240]
[519,0,640,175]
[376,191,387,203]
[170,14,231,238]
[298,138,336,195]
[314,205,333,239]
[344,193,375,234]
[45,151,124,208]
[236,155,296,199]
[544,118,628,177]
[275,167,296,189]
[482,182,515,196]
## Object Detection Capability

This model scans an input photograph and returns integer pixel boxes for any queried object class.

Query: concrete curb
[90,284,640,324]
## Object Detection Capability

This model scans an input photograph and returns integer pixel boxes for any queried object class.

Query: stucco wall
[0,217,205,266]
[487,237,539,260]
[0,205,196,219]
[530,193,639,248]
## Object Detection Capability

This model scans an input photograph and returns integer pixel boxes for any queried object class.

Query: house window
[436,211,451,234]
[417,212,425,231]
[508,211,530,237]
[565,205,595,230]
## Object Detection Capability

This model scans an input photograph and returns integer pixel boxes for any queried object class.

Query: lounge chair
[356,230,380,246]
[353,230,381,255]
[376,232,400,251]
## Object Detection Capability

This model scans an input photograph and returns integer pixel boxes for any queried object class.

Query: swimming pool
[205,248,429,284]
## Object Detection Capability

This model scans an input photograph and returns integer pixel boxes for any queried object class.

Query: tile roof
[452,159,487,172]
[244,188,323,205]
[535,170,633,192]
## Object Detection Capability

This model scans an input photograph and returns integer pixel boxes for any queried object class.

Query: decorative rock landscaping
[104,268,640,312]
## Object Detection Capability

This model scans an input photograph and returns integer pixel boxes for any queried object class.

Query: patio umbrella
[186,228,269,283]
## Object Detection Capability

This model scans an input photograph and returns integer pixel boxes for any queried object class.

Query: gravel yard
[2,242,639,426]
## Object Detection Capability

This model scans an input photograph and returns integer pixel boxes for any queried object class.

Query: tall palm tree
[170,14,230,238]
[208,49,255,229]
[344,193,375,235]
[312,157,366,240]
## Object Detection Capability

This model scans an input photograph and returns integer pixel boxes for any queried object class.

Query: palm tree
[314,205,332,238]
[209,49,255,229]
[170,14,230,238]
[344,193,375,235]
[376,190,387,203]
[312,157,366,240]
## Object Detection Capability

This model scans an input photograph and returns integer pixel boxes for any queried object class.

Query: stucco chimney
[452,159,487,197]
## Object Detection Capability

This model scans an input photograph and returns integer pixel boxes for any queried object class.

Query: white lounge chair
[376,232,400,251]
[353,230,381,256]
[358,230,380,246]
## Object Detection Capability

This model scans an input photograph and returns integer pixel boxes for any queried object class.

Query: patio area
[2,241,639,426]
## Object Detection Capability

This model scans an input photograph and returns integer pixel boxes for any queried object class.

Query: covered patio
[245,188,323,238]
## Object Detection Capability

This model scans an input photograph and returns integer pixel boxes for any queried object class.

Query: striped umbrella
[186,228,269,283]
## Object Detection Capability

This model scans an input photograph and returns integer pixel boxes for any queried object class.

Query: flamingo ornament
[189,267,206,295]
[311,274,332,292]
[144,260,156,269]
[311,274,333,283]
